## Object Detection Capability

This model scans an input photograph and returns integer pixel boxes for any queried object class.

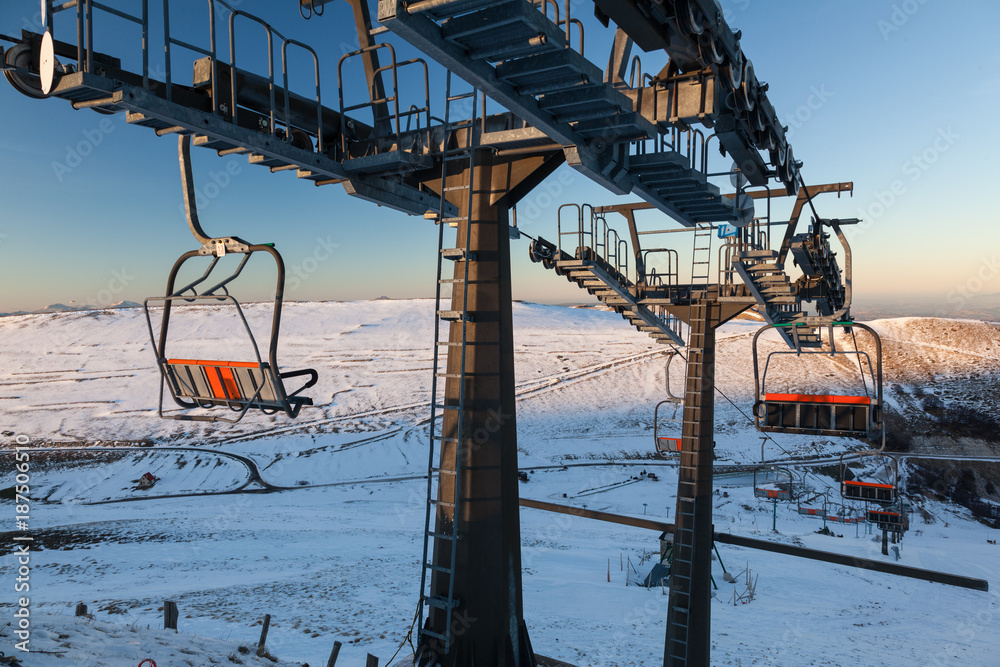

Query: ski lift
[753,466,794,501]
[653,352,684,458]
[752,321,883,442]
[143,136,317,423]
[826,505,861,524]
[867,508,908,533]
[840,451,897,505]
[654,400,682,457]
[797,491,828,517]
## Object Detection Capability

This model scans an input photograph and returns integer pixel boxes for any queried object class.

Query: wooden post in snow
[365,654,379,667]
[326,641,342,667]
[163,600,178,630]
[75,603,88,617]
[256,614,271,656]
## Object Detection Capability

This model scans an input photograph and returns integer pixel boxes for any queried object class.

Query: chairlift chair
[653,352,684,458]
[752,321,883,442]
[866,508,908,533]
[753,466,794,501]
[840,451,898,505]
[826,504,861,524]
[654,399,682,457]
[143,136,317,423]
[797,491,828,517]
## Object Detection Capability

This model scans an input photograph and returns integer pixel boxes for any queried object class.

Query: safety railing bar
[141,0,148,89]
[343,99,394,113]
[534,0,559,27]
[168,37,213,58]
[404,104,421,132]
[89,2,142,24]
[162,0,170,100]
[229,9,276,138]
[396,106,429,116]
[628,55,642,89]
[85,0,93,73]
[554,16,583,55]
[338,43,406,151]
[52,1,79,14]
[280,37,322,151]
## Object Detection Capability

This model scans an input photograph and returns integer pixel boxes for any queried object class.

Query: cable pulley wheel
[700,35,725,65]
[782,146,798,184]
[736,59,756,114]
[683,0,706,36]
[763,125,777,152]
[723,48,743,90]
[749,104,768,140]
[3,43,47,99]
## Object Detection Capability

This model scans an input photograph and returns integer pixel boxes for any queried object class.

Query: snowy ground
[1,301,999,666]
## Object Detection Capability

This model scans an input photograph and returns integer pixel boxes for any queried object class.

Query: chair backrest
[764,392,870,405]
[656,436,682,455]
[164,359,283,407]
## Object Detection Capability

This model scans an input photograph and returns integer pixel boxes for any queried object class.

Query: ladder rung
[425,562,454,573]
[434,403,461,411]
[442,249,476,261]
[429,499,457,508]
[421,629,448,642]
[439,311,473,322]
[426,595,461,610]
[430,467,458,475]
[428,531,457,540]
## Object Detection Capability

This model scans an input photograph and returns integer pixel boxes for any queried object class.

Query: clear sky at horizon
[1,0,998,316]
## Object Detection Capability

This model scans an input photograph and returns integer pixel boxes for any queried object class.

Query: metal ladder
[667,304,712,666]
[690,223,714,293]
[668,390,701,664]
[418,70,479,654]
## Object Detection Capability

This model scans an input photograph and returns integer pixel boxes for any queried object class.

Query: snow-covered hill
[1,301,999,666]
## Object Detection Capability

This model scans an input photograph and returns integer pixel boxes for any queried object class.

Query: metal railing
[642,248,679,291]
[557,204,630,282]
[338,43,430,156]
[533,0,585,56]
[45,0,150,88]
[47,1,328,152]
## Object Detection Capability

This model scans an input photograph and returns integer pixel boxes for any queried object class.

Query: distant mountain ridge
[0,300,142,317]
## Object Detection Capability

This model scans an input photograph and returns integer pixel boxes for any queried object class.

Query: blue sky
[1,0,998,314]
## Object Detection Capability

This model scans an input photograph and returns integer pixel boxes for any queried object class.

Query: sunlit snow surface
[1,301,998,666]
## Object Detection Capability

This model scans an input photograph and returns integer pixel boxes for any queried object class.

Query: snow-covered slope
[1,301,999,666]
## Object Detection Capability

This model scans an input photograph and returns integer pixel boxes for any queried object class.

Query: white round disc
[39,30,56,95]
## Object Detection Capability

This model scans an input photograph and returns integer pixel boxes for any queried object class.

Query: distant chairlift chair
[143,136,317,423]
[753,466,795,501]
[839,451,898,505]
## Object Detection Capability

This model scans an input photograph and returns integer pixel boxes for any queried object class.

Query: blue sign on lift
[717,224,738,239]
